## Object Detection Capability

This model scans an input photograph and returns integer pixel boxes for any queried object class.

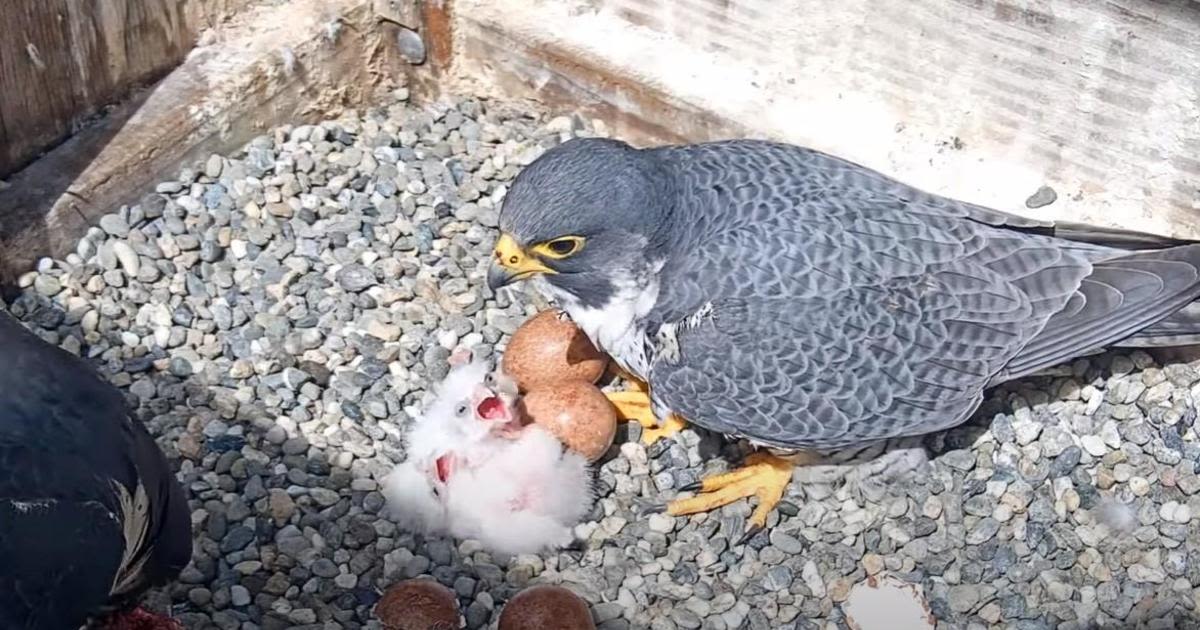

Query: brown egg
[498,585,596,630]
[519,379,616,462]
[375,579,460,630]
[503,310,608,392]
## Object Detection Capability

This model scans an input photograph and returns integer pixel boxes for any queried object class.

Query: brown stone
[498,585,595,630]
[375,579,460,630]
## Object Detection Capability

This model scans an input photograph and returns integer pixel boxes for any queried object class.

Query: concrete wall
[449,0,1200,238]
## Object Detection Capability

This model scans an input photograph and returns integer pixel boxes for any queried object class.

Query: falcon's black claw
[736,525,763,547]
[679,481,704,492]
[646,439,672,459]
[636,503,668,518]
[563,538,589,554]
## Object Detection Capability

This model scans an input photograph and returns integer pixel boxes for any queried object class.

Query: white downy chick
[383,348,518,535]
[444,424,594,555]
[383,348,593,555]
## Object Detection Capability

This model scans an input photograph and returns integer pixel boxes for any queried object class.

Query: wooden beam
[0,0,265,178]
[0,0,407,288]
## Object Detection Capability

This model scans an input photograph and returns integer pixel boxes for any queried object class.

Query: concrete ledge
[449,0,1200,239]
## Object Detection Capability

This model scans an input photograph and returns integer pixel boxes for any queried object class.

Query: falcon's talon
[605,386,687,446]
[633,496,672,516]
[664,452,793,531]
[645,438,673,459]
[641,414,687,445]
[736,524,764,547]
[637,503,668,517]
[607,389,655,427]
[679,480,703,493]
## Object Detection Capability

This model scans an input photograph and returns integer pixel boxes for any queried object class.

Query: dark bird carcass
[488,136,1200,541]
[0,311,192,629]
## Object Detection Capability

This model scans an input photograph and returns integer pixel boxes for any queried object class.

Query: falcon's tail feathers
[996,244,1200,383]
[1115,301,1200,348]
[1037,220,1196,250]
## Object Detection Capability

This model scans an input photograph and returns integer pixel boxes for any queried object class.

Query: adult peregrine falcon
[487,137,1200,540]
[1,311,192,628]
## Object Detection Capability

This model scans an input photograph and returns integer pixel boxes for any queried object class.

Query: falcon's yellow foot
[604,363,646,389]
[605,387,685,446]
[666,452,794,544]
[642,414,687,444]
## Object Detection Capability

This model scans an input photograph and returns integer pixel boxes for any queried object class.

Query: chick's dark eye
[455,404,468,416]
[484,373,496,386]
[548,239,578,256]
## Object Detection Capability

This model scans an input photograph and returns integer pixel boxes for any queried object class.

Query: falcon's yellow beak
[487,233,556,290]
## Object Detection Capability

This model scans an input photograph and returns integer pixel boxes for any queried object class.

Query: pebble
[111,241,140,276]
[948,585,981,613]
[801,560,825,598]
[99,214,130,237]
[1080,435,1107,457]
[230,585,251,607]
[769,530,805,554]
[4,92,1196,630]
[336,264,375,292]
[1013,417,1042,445]
[1025,185,1057,209]
[1160,501,1191,524]
[648,513,674,533]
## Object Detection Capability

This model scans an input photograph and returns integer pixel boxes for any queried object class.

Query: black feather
[0,313,191,629]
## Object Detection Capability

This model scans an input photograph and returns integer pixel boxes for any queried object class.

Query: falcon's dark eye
[549,239,576,255]
[540,236,584,259]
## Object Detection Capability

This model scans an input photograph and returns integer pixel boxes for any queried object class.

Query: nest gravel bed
[4,91,1200,630]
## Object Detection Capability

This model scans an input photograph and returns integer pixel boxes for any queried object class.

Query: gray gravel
[5,88,1200,630]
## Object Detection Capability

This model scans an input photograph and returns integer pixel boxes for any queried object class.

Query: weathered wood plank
[0,0,405,287]
[0,0,79,176]
[0,0,263,177]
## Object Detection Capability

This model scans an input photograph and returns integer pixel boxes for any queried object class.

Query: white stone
[1080,435,1107,457]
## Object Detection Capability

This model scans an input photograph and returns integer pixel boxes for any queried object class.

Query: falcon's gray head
[488,137,675,307]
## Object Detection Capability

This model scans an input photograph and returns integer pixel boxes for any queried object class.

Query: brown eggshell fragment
[519,380,617,462]
[375,578,460,630]
[498,584,596,630]
[503,310,608,392]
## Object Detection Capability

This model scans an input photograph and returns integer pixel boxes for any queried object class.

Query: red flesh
[477,396,506,420]
[102,607,183,630]
[435,454,453,483]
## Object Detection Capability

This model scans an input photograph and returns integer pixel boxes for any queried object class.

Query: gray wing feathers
[996,246,1200,381]
[1118,301,1200,347]
[647,140,1200,449]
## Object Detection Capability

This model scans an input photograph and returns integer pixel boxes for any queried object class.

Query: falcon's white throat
[532,264,662,378]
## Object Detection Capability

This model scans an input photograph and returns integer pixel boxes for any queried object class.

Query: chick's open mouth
[435,454,453,483]
[476,395,508,421]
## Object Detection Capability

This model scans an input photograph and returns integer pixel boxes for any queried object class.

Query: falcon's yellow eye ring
[533,236,585,259]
